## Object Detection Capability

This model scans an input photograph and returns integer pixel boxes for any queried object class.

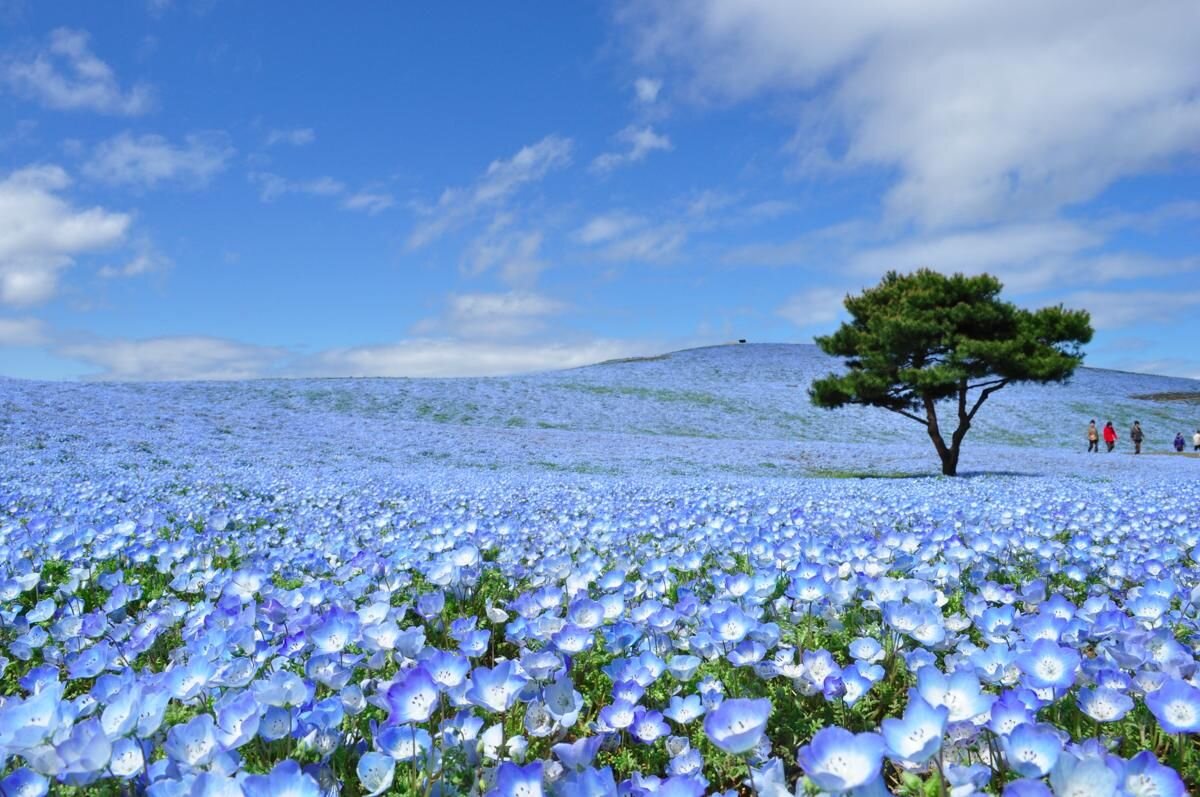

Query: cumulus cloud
[266,127,315,147]
[3,28,152,115]
[445,290,567,338]
[622,1,1200,227]
[407,135,573,249]
[591,125,672,174]
[0,316,47,346]
[59,335,288,381]
[776,287,848,328]
[634,76,662,103]
[0,165,130,305]
[84,131,234,188]
[300,338,651,378]
[1063,289,1200,331]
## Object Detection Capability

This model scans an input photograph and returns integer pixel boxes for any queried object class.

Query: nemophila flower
[597,698,637,731]
[490,761,542,797]
[567,597,606,629]
[543,675,583,727]
[1001,723,1063,778]
[423,649,470,690]
[1048,752,1121,797]
[458,629,491,657]
[1016,639,1081,690]
[67,641,115,680]
[466,661,529,713]
[0,680,66,751]
[55,717,112,783]
[849,637,885,663]
[1122,750,1187,797]
[553,624,594,655]
[356,751,395,797]
[612,679,645,705]
[243,759,321,797]
[654,775,708,797]
[916,667,996,723]
[1145,677,1200,734]
[668,747,705,778]
[796,727,886,793]
[703,697,770,755]
[630,707,670,744]
[664,694,705,725]
[881,692,948,764]
[375,724,433,762]
[0,768,48,797]
[259,705,295,741]
[989,691,1035,736]
[1003,779,1052,797]
[385,666,438,724]
[709,605,754,644]
[556,766,618,797]
[553,735,603,772]
[109,736,145,778]
[253,669,312,708]
[1076,686,1133,723]
[667,654,701,681]
[164,714,219,768]
[524,700,555,737]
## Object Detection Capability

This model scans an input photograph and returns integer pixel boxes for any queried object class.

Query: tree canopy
[809,269,1094,475]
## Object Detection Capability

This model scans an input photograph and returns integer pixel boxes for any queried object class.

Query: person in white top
[1193,429,1200,452]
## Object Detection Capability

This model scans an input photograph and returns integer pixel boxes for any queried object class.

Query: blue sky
[1,1,1199,380]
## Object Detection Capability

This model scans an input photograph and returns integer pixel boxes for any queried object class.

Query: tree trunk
[940,444,960,476]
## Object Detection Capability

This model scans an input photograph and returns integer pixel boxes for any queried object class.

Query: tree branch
[881,406,929,426]
[966,380,1010,421]
[966,378,1010,391]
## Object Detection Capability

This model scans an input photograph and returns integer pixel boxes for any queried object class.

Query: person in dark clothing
[1131,421,1144,455]
[1103,421,1117,452]
[1086,420,1099,453]
[1175,433,1186,452]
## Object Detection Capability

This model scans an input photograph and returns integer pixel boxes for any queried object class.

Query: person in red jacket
[1103,421,1118,452]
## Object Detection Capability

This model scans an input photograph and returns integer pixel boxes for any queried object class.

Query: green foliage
[810,269,1092,475]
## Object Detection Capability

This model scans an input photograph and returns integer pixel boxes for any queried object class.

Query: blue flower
[1076,686,1133,723]
[664,694,705,725]
[385,666,438,724]
[1015,639,1081,690]
[489,761,542,797]
[1122,751,1187,797]
[703,697,771,755]
[916,666,996,722]
[630,707,670,744]
[1048,752,1120,797]
[163,714,219,768]
[375,724,432,762]
[555,766,617,797]
[0,768,48,797]
[543,674,583,727]
[1002,779,1052,797]
[881,691,948,764]
[1146,678,1200,734]
[243,759,322,797]
[1000,723,1062,778]
[214,689,261,749]
[466,661,529,713]
[796,727,886,792]
[552,735,603,772]
[356,751,395,797]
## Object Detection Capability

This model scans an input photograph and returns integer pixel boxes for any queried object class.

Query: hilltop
[1,344,1197,485]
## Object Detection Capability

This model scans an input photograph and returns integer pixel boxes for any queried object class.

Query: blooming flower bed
[1,345,1198,795]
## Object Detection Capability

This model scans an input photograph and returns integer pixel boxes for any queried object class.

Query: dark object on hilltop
[809,269,1093,476]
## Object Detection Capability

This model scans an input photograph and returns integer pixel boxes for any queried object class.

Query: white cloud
[0,165,130,305]
[266,127,315,147]
[622,1,1200,227]
[576,212,644,245]
[591,125,672,174]
[302,338,650,378]
[3,28,152,115]
[634,76,662,103]
[60,335,287,381]
[464,224,548,285]
[84,131,233,188]
[408,135,573,249]
[1064,289,1200,330]
[776,287,847,328]
[445,290,567,338]
[249,172,345,202]
[0,317,47,346]
[98,238,170,279]
[598,223,686,263]
[342,191,394,215]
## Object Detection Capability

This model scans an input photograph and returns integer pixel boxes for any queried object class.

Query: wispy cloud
[1063,289,1200,330]
[249,172,345,202]
[341,190,394,215]
[407,135,573,249]
[3,28,152,115]
[84,131,234,189]
[98,238,170,279]
[623,3,1200,228]
[776,287,848,328]
[634,76,662,103]
[60,335,288,381]
[591,125,672,174]
[0,316,47,346]
[265,127,315,147]
[575,211,685,263]
[0,164,130,305]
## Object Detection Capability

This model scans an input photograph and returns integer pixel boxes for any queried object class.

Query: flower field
[2,344,1199,795]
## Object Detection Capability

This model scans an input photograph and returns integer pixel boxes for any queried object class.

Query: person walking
[1194,429,1200,452]
[1175,432,1186,452]
[1131,420,1144,455]
[1103,421,1117,452]
[1087,420,1099,453]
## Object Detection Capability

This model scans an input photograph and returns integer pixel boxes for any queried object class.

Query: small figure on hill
[1130,420,1144,455]
[1086,419,1099,453]
[1103,421,1117,452]
[1175,432,1186,452]
[1194,430,1200,452]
